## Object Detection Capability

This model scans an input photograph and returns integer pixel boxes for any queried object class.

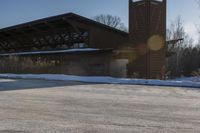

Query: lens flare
[147,35,164,51]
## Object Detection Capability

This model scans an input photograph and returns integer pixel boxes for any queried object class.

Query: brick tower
[128,0,167,79]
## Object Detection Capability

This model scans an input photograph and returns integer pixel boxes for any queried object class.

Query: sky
[0,0,199,42]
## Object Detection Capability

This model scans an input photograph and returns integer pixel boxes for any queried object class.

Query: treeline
[167,44,200,77]
[167,17,200,78]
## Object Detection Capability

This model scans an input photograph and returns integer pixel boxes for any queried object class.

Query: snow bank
[175,76,200,83]
[0,74,200,88]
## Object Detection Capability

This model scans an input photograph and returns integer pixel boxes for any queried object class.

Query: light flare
[147,35,164,51]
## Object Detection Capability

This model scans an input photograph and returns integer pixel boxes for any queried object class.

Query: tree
[167,16,195,77]
[93,14,128,32]
[166,15,200,77]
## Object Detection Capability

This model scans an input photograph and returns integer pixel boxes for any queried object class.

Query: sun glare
[147,35,164,51]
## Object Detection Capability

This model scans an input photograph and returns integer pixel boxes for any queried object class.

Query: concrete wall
[110,59,129,78]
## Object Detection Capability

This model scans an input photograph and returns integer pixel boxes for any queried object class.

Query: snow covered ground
[0,74,199,88]
[175,76,200,82]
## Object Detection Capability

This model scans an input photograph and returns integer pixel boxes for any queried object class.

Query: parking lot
[0,78,199,133]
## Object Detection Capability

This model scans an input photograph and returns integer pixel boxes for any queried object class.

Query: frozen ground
[0,78,199,133]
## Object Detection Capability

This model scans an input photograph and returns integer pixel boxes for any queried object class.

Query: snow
[0,48,100,56]
[175,76,200,83]
[0,74,200,88]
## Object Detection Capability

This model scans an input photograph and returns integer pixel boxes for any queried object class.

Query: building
[129,0,166,78]
[0,0,167,79]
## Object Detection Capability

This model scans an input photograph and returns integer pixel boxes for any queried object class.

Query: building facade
[0,0,167,79]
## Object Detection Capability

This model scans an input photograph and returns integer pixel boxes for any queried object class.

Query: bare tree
[167,16,194,77]
[166,16,200,77]
[93,14,128,32]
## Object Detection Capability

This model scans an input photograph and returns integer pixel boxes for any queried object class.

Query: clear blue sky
[0,0,199,41]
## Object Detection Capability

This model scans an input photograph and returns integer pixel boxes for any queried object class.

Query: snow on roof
[0,48,101,56]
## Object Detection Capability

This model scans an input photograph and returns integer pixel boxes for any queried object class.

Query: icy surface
[0,74,199,88]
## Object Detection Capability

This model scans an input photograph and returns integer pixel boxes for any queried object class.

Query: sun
[147,35,164,51]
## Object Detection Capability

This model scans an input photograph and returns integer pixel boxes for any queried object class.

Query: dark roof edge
[0,12,128,36]
[0,12,74,32]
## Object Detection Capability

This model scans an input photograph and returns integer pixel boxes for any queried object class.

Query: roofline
[68,13,128,36]
[0,48,113,56]
[0,12,128,36]
[0,12,73,32]
[132,0,164,4]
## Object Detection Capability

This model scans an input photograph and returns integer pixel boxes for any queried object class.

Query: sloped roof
[0,12,128,36]
[0,12,128,53]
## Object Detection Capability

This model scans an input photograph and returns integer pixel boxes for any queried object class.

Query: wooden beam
[0,34,18,49]
[166,38,184,45]
[0,41,8,50]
